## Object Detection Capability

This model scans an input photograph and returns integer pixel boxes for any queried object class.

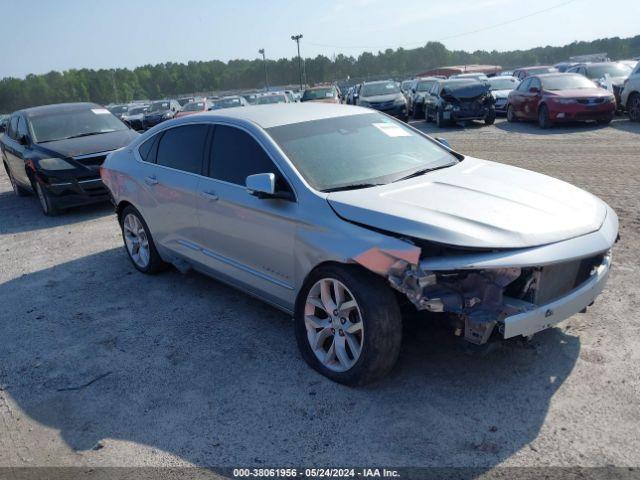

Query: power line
[305,0,577,51]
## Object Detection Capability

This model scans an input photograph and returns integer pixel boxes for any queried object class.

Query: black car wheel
[484,108,496,125]
[538,104,552,129]
[436,109,447,128]
[413,104,423,120]
[628,93,640,122]
[506,104,517,123]
[294,264,402,386]
[34,181,60,216]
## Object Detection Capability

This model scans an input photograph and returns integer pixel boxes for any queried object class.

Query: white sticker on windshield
[92,108,110,115]
[372,123,411,137]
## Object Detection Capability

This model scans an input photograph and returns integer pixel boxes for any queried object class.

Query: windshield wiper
[392,163,455,183]
[65,130,115,139]
[322,183,384,193]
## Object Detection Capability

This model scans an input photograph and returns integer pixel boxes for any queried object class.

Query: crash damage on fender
[335,158,619,345]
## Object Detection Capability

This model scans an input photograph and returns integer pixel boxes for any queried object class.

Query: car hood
[327,157,607,249]
[36,129,139,158]
[442,83,490,101]
[491,89,512,98]
[545,88,609,98]
[362,93,403,103]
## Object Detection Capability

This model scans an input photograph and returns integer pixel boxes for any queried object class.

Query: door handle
[200,191,219,201]
[144,175,158,186]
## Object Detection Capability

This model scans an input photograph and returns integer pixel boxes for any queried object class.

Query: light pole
[291,34,304,91]
[258,48,268,91]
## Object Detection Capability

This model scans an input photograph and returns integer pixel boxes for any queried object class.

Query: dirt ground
[1,117,639,475]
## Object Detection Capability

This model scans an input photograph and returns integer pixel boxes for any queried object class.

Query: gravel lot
[1,118,639,474]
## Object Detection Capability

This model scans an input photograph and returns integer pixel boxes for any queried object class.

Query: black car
[407,77,439,119]
[424,79,496,127]
[356,80,408,121]
[107,104,129,120]
[141,100,181,130]
[0,103,138,215]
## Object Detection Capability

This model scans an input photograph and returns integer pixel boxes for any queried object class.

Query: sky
[1,0,638,78]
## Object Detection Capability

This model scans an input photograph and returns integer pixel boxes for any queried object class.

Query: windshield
[28,107,128,143]
[266,112,457,191]
[527,67,557,75]
[361,82,400,97]
[128,107,147,115]
[587,63,632,79]
[148,101,170,112]
[108,105,128,114]
[416,80,435,91]
[183,101,206,112]
[542,75,597,90]
[488,77,519,90]
[256,95,286,105]
[211,97,243,109]
[302,88,335,101]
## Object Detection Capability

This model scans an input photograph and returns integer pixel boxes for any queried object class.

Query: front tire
[506,104,517,122]
[294,264,402,386]
[34,181,59,216]
[627,93,640,122]
[120,205,166,274]
[484,108,496,125]
[538,104,552,129]
[436,109,447,128]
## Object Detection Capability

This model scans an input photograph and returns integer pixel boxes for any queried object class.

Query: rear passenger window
[209,125,289,191]
[138,135,158,162]
[156,125,208,174]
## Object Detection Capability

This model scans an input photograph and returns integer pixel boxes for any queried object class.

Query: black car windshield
[108,105,128,114]
[416,80,435,91]
[256,95,286,105]
[267,112,457,191]
[211,97,242,109]
[183,102,206,112]
[542,75,597,90]
[28,107,128,143]
[586,63,632,79]
[148,102,170,112]
[361,82,400,97]
[488,77,519,90]
[302,88,335,101]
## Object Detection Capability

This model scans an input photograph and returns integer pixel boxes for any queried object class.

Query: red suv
[506,73,616,128]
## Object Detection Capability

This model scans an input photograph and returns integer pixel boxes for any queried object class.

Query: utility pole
[291,34,304,91]
[258,48,268,91]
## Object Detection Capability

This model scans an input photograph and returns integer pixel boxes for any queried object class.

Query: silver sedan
[101,103,618,385]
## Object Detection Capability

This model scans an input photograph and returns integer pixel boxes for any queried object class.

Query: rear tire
[436,109,447,128]
[538,104,552,129]
[294,264,402,386]
[34,181,60,216]
[4,164,30,197]
[413,104,423,120]
[627,93,640,122]
[120,205,166,274]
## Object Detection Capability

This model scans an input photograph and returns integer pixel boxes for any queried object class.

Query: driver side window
[518,78,532,91]
[208,125,291,193]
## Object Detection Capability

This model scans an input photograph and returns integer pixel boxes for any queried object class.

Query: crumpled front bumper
[501,252,611,339]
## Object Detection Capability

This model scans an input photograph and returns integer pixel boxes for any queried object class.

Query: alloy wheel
[123,213,151,268]
[304,278,364,372]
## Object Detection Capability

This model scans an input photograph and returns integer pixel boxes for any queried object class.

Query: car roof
[19,102,102,117]
[362,80,394,85]
[190,103,370,128]
[516,66,553,71]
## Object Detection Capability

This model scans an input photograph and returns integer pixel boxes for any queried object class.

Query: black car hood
[36,129,139,158]
[362,93,403,103]
[442,83,490,101]
[145,110,171,117]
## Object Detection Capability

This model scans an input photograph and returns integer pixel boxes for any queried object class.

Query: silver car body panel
[101,104,618,342]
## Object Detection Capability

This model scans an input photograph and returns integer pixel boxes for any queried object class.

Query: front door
[194,124,298,307]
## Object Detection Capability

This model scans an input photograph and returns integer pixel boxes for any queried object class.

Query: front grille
[371,101,395,110]
[533,254,604,305]
[577,97,605,105]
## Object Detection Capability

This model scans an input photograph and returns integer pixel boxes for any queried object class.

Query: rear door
[510,78,531,118]
[138,123,210,261]
[194,124,298,307]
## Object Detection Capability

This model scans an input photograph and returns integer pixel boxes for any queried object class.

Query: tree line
[1,35,639,113]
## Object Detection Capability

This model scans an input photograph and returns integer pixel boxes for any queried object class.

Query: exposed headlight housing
[37,157,76,171]
[395,97,407,106]
[163,112,173,118]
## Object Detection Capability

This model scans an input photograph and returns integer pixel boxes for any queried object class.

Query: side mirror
[18,134,29,146]
[246,173,294,201]
[411,88,416,94]
[529,87,540,94]
[435,137,452,149]
[0,124,6,134]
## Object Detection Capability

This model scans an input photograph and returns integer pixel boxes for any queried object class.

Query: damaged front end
[354,243,612,346]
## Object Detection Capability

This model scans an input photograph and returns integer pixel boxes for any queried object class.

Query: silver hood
[327,157,607,249]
